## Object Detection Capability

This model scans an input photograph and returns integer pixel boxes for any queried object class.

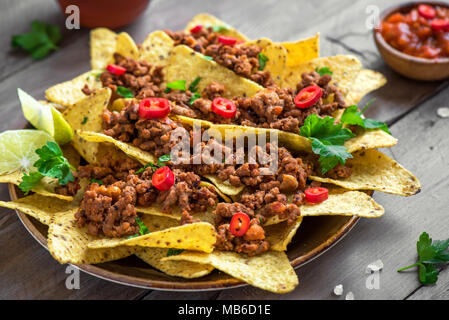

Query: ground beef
[55,179,80,197]
[302,153,352,179]
[102,101,183,158]
[164,28,274,88]
[99,53,164,99]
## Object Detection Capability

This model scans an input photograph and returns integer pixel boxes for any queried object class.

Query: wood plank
[216,78,449,299]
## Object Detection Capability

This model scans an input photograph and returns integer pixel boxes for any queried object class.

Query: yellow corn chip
[282,33,320,66]
[62,88,112,163]
[90,28,117,70]
[137,205,215,225]
[139,30,175,66]
[136,248,215,279]
[266,217,303,251]
[345,129,397,153]
[0,193,75,225]
[88,221,217,253]
[47,209,136,264]
[310,149,421,196]
[165,45,262,99]
[45,70,103,107]
[164,250,298,293]
[115,32,139,60]
[204,174,245,197]
[346,69,387,106]
[185,13,249,41]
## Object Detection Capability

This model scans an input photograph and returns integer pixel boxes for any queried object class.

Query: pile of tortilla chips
[0,14,421,294]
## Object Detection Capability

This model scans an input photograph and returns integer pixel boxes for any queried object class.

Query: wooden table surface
[1,0,448,300]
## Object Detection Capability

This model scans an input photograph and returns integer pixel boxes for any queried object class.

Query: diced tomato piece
[418,4,436,19]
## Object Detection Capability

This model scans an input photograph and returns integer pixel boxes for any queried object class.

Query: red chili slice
[190,24,203,34]
[229,212,250,237]
[152,166,175,191]
[138,98,170,119]
[106,64,126,76]
[294,85,323,109]
[211,97,237,118]
[305,187,329,204]
[218,35,238,45]
[431,19,449,32]
[418,4,436,19]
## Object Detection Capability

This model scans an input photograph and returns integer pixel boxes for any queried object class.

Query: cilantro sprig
[116,86,133,98]
[258,53,269,71]
[126,217,151,239]
[315,66,333,76]
[300,114,354,174]
[12,21,61,60]
[206,25,230,33]
[398,232,449,285]
[340,100,390,134]
[165,80,187,93]
[19,141,75,194]
[135,154,172,174]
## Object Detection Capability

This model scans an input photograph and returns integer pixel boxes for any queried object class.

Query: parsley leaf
[167,249,184,257]
[90,179,103,185]
[189,92,201,105]
[258,53,269,71]
[18,141,75,193]
[116,86,133,98]
[166,80,186,92]
[135,217,150,236]
[18,172,44,195]
[340,101,391,135]
[188,77,201,92]
[300,114,355,174]
[12,21,61,60]
[398,232,449,285]
[315,66,333,76]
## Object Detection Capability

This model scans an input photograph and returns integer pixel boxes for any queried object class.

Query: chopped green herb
[340,100,390,134]
[166,80,186,91]
[81,116,88,124]
[135,217,150,236]
[157,154,171,167]
[90,179,103,185]
[116,86,133,98]
[203,55,213,61]
[11,21,61,60]
[167,249,184,256]
[18,141,75,193]
[300,114,354,174]
[135,162,159,174]
[94,71,103,79]
[398,232,449,285]
[258,53,269,71]
[189,92,201,105]
[188,77,201,92]
[206,25,230,33]
[315,66,333,76]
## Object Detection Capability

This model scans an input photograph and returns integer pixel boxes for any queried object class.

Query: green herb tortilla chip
[115,32,139,60]
[310,149,421,196]
[163,250,298,293]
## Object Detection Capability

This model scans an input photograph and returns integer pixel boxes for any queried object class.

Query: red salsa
[378,4,449,59]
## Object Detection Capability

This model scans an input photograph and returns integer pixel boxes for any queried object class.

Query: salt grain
[437,107,449,118]
[333,284,343,296]
[345,292,355,300]
[366,259,384,273]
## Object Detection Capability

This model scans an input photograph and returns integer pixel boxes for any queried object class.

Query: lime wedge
[18,88,73,144]
[0,130,55,175]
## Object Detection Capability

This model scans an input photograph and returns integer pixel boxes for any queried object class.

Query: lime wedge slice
[0,130,55,175]
[18,88,73,144]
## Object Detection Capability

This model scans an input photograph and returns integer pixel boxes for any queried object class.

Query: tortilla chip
[139,31,175,66]
[202,181,232,203]
[164,250,298,293]
[0,194,75,225]
[88,221,217,253]
[76,130,156,165]
[204,174,245,197]
[310,149,421,196]
[90,28,117,70]
[137,206,215,225]
[0,171,73,201]
[61,143,81,168]
[282,55,362,95]
[281,33,320,66]
[266,217,303,251]
[345,129,397,153]
[346,69,387,106]
[62,89,112,163]
[47,209,136,264]
[45,70,103,107]
[136,248,215,279]
[185,13,249,41]
[115,32,139,60]
[165,45,262,99]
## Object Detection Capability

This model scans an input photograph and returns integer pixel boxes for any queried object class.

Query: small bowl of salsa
[374,2,449,81]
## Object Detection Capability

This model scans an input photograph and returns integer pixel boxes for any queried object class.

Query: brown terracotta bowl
[8,182,361,291]
[374,1,449,81]
[57,0,150,29]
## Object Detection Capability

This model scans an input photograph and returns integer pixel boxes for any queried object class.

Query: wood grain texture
[0,0,447,299]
